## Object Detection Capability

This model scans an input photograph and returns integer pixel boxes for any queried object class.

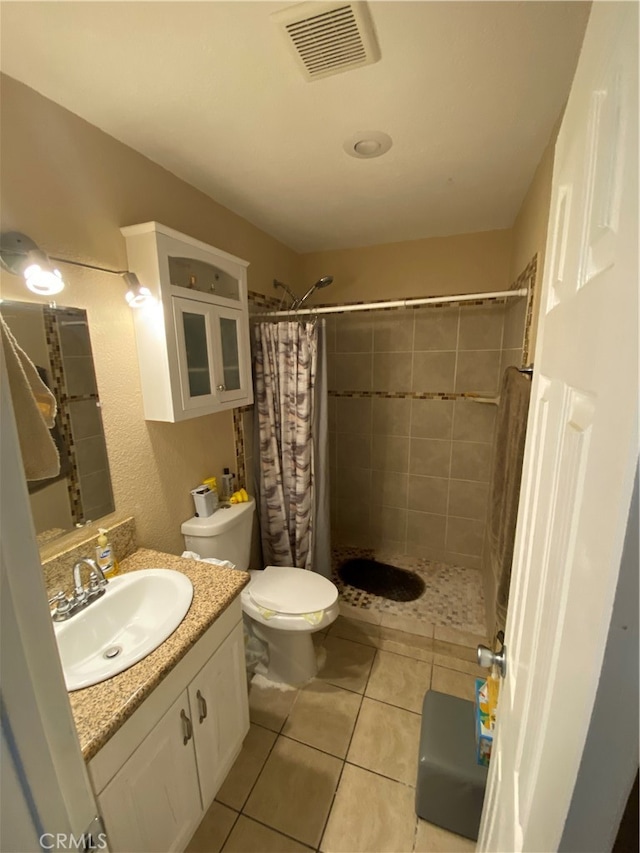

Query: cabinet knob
[196,689,208,724]
[217,384,226,392]
[180,709,193,745]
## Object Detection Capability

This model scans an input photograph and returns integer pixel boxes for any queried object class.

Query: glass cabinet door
[213,307,246,404]
[172,297,217,410]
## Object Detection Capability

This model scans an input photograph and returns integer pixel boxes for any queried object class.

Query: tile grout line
[229,812,315,851]
[230,688,299,819]
[217,805,241,853]
[220,723,281,813]
[315,639,378,853]
[329,625,479,657]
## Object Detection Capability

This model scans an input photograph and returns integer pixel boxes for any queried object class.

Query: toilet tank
[181,498,255,570]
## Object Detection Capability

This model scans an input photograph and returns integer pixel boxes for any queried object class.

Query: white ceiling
[0,1,590,253]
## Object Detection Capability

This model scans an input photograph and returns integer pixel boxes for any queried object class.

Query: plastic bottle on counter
[95,528,120,578]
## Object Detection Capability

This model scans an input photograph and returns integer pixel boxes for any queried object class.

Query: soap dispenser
[96,528,119,578]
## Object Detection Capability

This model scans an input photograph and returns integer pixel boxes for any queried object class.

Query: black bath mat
[338,558,426,602]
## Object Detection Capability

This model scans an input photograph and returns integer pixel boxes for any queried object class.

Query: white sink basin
[53,569,193,691]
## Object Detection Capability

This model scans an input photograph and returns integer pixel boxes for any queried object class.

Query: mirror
[0,300,115,546]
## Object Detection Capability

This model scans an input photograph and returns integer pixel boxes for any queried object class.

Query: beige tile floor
[186,616,488,853]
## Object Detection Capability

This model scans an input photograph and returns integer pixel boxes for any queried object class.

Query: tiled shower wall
[236,274,533,571]
[326,297,526,569]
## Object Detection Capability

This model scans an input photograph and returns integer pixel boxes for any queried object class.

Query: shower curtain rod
[252,287,528,318]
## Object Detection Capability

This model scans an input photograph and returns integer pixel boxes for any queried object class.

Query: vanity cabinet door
[189,621,249,808]
[98,689,202,853]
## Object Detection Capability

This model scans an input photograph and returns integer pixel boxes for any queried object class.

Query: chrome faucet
[49,558,109,622]
[73,557,107,598]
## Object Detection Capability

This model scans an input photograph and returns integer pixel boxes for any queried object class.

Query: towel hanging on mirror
[0,313,60,480]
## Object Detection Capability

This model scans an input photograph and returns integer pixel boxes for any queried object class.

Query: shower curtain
[253,320,331,577]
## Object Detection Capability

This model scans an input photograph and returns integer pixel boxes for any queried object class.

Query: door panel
[212,306,248,405]
[478,5,638,851]
[189,623,249,808]
[99,690,201,853]
[172,297,218,411]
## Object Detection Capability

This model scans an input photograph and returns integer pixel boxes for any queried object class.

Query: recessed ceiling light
[344,131,393,159]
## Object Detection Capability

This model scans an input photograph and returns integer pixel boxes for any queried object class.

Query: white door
[0,362,103,851]
[478,4,638,852]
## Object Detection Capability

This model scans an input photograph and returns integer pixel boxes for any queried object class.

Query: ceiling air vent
[272,1,380,82]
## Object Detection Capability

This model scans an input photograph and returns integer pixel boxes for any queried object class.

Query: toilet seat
[241,567,340,634]
[248,566,338,614]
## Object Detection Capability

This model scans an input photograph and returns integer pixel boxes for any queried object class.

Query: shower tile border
[232,404,254,492]
[43,308,83,524]
[328,390,493,401]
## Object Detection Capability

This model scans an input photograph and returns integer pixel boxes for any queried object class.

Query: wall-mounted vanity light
[0,232,152,308]
[0,233,64,295]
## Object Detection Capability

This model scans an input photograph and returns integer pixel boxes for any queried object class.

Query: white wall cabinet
[122,222,253,421]
[90,603,249,853]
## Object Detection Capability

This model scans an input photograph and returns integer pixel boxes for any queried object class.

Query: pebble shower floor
[331,546,487,636]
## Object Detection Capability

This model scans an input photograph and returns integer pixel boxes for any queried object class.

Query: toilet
[181,497,339,685]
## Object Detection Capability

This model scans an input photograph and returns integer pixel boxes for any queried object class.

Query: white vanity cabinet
[121,222,253,421]
[90,601,249,853]
[97,688,202,853]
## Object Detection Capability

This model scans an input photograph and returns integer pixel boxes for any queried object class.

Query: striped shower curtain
[253,321,327,573]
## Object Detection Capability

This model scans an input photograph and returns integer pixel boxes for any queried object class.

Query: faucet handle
[49,591,72,621]
[88,571,107,594]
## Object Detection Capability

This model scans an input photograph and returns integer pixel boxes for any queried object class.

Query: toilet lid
[249,566,338,614]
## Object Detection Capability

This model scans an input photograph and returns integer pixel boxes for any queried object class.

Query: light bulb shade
[24,255,65,296]
[122,272,153,308]
[0,233,65,295]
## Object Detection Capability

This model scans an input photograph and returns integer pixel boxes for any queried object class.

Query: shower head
[292,275,334,309]
[315,275,334,289]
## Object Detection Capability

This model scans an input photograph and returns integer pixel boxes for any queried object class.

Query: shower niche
[122,222,253,421]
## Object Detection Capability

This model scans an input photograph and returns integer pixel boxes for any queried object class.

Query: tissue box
[474,678,495,767]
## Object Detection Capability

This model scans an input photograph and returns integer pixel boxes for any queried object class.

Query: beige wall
[0,74,299,555]
[509,120,560,283]
[299,228,512,304]
[508,118,561,354]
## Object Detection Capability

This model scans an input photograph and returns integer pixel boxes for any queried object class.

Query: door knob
[217,384,226,391]
[477,639,507,678]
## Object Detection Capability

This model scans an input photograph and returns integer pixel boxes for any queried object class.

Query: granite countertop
[67,548,249,762]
